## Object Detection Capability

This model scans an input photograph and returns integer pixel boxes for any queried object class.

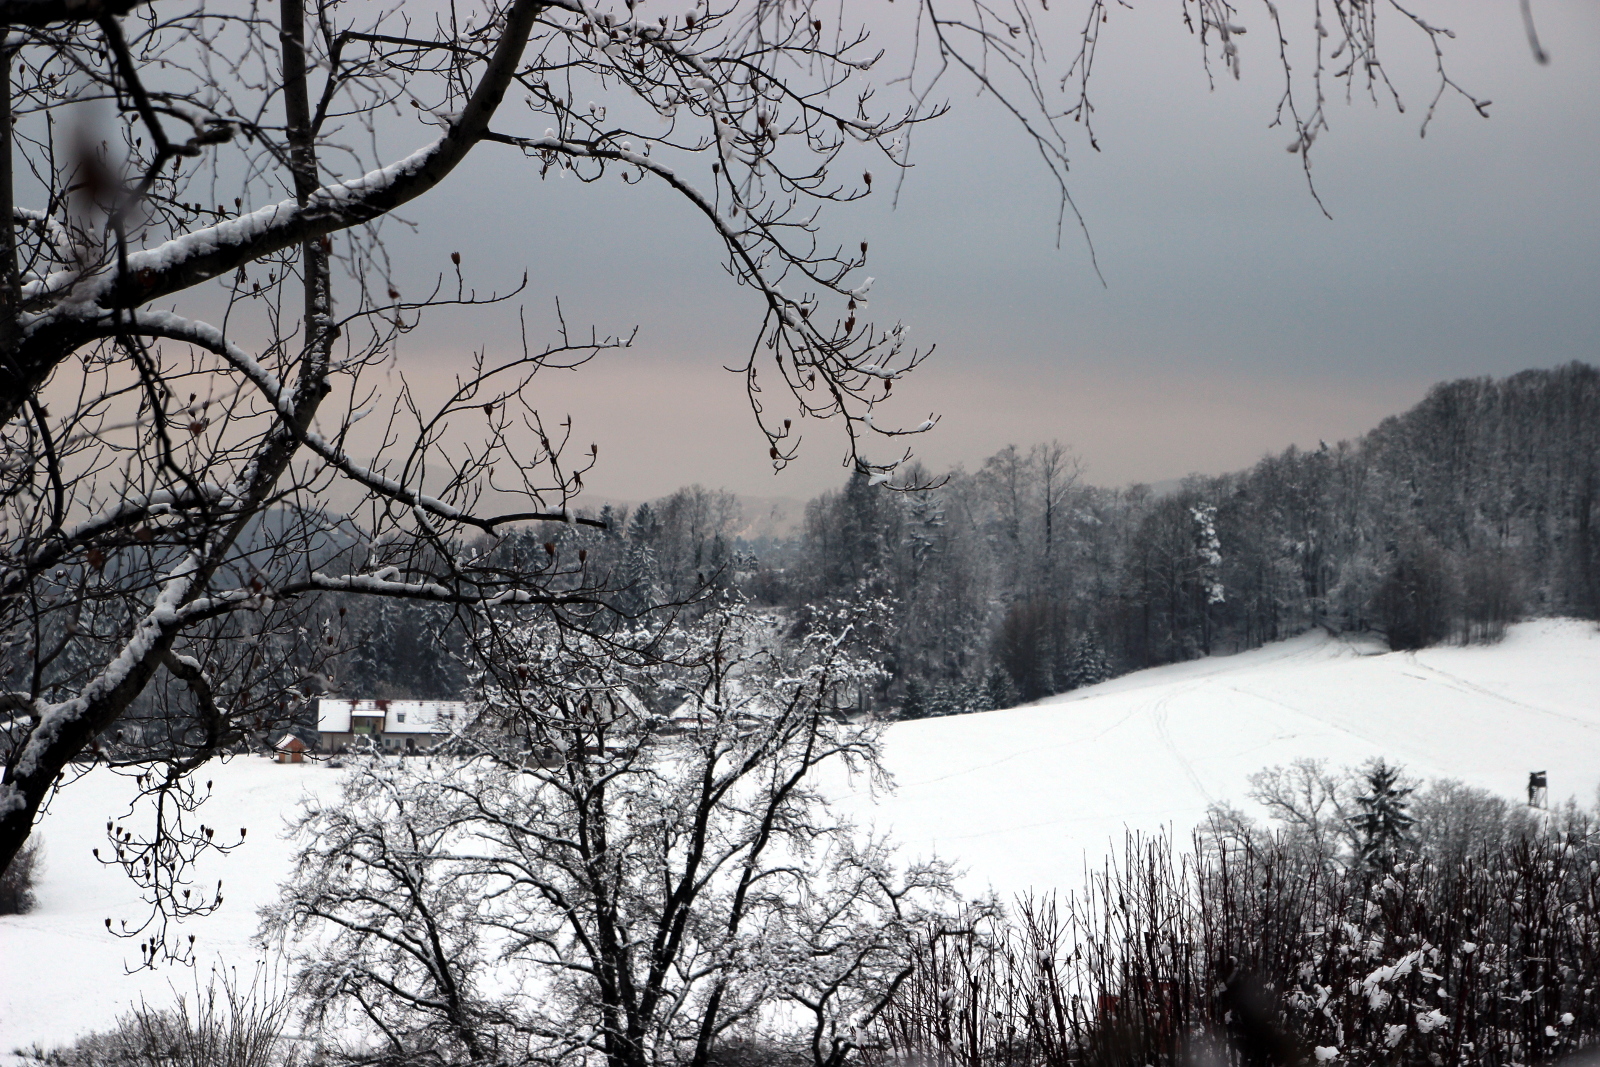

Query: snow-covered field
[3,619,1598,1058]
[0,761,344,1061]
[839,618,1600,898]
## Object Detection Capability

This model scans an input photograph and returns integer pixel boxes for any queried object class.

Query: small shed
[275,733,309,764]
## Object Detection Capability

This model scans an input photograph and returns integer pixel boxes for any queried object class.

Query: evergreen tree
[1064,632,1112,690]
[985,666,1020,711]
[899,679,929,720]
[627,502,661,545]
[597,503,629,561]
[346,599,463,699]
[622,543,662,615]
[1350,759,1416,871]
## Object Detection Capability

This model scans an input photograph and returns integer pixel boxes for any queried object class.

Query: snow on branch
[17,141,443,315]
[19,0,546,332]
[296,570,604,608]
[14,549,202,779]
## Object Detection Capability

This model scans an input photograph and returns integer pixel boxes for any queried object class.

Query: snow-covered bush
[16,966,296,1067]
[263,603,960,1067]
[868,810,1600,1067]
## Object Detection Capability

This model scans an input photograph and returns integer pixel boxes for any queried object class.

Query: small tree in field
[1350,759,1415,872]
[1375,544,1457,650]
[898,678,928,720]
[0,835,41,914]
[1063,632,1112,691]
[263,601,962,1067]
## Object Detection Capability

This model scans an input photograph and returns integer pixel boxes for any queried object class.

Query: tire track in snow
[1149,681,1213,805]
[1402,656,1600,733]
[1219,682,1391,751]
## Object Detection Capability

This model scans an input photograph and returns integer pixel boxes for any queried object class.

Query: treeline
[774,361,1600,712]
[332,362,1600,716]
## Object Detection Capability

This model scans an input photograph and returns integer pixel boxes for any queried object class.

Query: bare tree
[1246,757,1359,867]
[263,600,960,1067]
[1032,441,1082,591]
[0,0,1494,900]
[0,0,971,899]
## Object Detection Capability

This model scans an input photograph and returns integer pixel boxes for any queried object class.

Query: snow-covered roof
[274,733,307,750]
[316,699,465,735]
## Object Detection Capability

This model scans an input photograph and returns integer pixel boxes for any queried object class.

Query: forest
[331,362,1600,719]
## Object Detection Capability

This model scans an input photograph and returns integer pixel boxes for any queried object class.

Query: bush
[868,809,1600,1067]
[1375,543,1457,650]
[0,837,42,915]
[16,966,298,1067]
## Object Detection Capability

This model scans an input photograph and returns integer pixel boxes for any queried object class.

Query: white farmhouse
[315,698,466,754]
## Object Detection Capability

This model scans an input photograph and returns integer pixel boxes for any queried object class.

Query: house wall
[319,731,444,753]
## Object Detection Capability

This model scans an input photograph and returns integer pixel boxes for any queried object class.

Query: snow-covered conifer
[984,667,1019,712]
[1064,633,1113,690]
[1350,759,1417,872]
[899,679,929,720]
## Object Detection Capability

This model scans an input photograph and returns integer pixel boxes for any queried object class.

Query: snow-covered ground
[4,619,1598,1058]
[0,762,344,1061]
[839,618,1600,899]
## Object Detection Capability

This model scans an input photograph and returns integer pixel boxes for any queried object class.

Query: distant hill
[564,493,804,539]
[731,495,805,541]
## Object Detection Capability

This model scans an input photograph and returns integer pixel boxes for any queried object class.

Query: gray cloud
[371,1,1600,500]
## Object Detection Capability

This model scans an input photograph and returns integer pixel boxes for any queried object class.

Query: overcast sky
[364,1,1600,504]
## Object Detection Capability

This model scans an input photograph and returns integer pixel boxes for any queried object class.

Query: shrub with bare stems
[867,807,1600,1067]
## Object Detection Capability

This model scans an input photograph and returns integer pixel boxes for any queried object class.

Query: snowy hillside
[838,618,1600,899]
[4,619,1599,1057]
